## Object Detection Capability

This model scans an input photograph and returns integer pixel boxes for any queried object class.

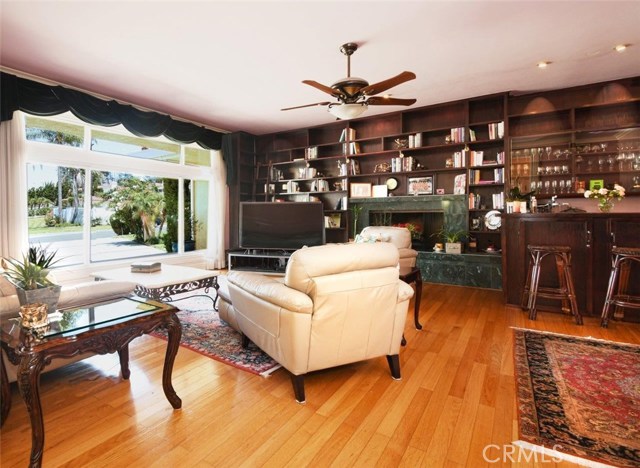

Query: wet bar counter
[502,213,640,318]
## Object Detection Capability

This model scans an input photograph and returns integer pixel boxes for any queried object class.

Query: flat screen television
[240,202,326,250]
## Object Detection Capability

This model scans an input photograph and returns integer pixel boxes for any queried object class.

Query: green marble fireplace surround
[350,195,502,290]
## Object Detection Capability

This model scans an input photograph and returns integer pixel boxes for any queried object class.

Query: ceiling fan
[282,42,417,120]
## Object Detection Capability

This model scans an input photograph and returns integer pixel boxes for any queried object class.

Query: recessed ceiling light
[537,61,551,69]
[614,44,630,52]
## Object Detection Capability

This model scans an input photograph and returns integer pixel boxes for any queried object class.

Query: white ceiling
[1,1,640,136]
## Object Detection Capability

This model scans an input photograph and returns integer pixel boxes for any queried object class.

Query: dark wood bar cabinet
[503,213,640,320]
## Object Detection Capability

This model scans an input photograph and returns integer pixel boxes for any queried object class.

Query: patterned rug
[152,293,281,376]
[513,329,640,467]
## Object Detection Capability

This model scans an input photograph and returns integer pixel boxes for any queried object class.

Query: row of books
[452,151,467,168]
[488,121,505,140]
[469,168,504,184]
[391,156,415,172]
[339,128,356,142]
[469,150,505,166]
[450,127,466,143]
[468,192,505,210]
[342,142,360,155]
[305,146,318,159]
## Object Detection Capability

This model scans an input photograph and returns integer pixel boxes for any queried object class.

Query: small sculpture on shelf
[374,162,391,173]
[394,138,408,149]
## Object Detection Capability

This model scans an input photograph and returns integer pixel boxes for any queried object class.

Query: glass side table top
[1,296,168,344]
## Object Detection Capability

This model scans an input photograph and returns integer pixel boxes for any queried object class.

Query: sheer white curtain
[0,111,28,259]
[205,150,228,268]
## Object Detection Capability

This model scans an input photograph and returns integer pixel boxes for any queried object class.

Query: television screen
[240,202,326,250]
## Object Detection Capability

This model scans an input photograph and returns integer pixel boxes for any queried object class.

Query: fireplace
[350,194,467,247]
[369,210,444,251]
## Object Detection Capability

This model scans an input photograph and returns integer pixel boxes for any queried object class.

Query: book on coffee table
[131,262,161,273]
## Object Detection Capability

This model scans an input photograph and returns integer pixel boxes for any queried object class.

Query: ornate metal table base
[134,275,218,303]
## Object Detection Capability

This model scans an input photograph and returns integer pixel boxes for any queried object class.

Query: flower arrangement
[393,222,422,239]
[584,183,625,212]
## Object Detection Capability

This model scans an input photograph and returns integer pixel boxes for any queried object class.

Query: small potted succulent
[435,228,467,254]
[1,245,62,312]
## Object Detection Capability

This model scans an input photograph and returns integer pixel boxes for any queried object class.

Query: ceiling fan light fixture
[328,103,368,120]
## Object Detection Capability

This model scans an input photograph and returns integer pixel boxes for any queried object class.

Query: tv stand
[227,249,293,275]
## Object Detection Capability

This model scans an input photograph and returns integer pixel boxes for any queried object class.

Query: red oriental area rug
[152,294,281,377]
[513,329,640,468]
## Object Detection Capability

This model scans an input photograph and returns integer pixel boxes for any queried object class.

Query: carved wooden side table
[0,296,182,468]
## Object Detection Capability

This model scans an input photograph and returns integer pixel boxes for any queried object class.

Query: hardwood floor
[2,283,639,467]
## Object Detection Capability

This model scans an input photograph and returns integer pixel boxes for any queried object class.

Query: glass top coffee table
[91,264,219,302]
[0,296,182,468]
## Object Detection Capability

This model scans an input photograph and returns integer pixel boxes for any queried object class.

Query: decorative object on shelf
[350,182,372,198]
[484,210,502,230]
[433,243,444,253]
[408,176,433,195]
[394,138,408,149]
[281,42,417,119]
[372,185,388,198]
[385,177,398,191]
[1,245,62,313]
[433,228,467,254]
[325,213,342,228]
[584,183,626,212]
[436,188,445,195]
[453,174,466,195]
[374,162,391,173]
[588,179,604,191]
[506,184,534,213]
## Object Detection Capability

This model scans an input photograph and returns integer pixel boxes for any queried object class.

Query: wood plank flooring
[2,283,639,467]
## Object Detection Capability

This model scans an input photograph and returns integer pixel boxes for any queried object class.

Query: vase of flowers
[584,183,625,212]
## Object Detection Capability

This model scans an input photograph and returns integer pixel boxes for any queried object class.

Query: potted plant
[435,228,467,254]
[1,245,62,311]
[506,185,535,213]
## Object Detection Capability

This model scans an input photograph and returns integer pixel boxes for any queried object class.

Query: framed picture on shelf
[372,184,388,198]
[328,213,342,228]
[350,182,372,198]
[408,176,433,195]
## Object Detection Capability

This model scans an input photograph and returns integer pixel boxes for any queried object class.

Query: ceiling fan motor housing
[331,77,369,101]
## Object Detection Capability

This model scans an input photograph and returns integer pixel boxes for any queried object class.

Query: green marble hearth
[417,252,502,290]
[350,195,502,290]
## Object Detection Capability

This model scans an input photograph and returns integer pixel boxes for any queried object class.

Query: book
[131,262,161,273]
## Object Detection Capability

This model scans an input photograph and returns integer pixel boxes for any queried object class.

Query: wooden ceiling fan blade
[281,102,331,111]
[367,96,417,106]
[360,71,416,96]
[302,80,343,98]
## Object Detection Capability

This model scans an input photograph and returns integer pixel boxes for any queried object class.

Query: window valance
[1,72,223,150]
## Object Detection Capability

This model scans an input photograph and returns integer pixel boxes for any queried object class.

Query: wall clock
[386,177,399,191]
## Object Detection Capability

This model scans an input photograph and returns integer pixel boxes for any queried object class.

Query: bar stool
[521,245,583,325]
[601,247,640,328]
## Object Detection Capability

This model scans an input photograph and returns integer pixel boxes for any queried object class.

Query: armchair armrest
[398,281,414,303]
[228,272,313,314]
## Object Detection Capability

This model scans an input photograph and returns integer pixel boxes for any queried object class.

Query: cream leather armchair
[359,226,418,268]
[227,242,414,403]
